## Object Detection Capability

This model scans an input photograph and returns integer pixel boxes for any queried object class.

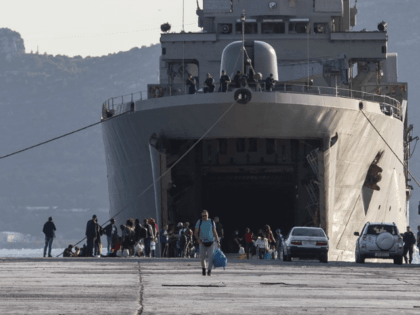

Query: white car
[354,222,403,264]
[283,227,329,263]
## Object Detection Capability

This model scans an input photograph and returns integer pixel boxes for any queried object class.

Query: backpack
[197,219,215,240]
[139,225,148,239]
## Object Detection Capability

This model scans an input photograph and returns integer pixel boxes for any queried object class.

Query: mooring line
[360,109,420,187]
[0,111,130,160]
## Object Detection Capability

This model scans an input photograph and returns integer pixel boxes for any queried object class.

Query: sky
[1,0,202,57]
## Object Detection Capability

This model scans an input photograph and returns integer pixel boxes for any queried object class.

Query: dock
[1,258,420,314]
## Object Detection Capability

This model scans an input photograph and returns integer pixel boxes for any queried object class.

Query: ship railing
[148,82,400,109]
[103,91,144,111]
[102,83,402,120]
[270,83,402,119]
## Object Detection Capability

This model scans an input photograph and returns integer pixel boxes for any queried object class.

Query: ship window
[248,138,257,152]
[262,22,285,34]
[289,22,307,34]
[236,139,246,152]
[235,23,258,34]
[167,61,199,85]
[218,24,232,34]
[218,139,227,155]
[162,47,166,55]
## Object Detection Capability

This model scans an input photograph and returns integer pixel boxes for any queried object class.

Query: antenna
[182,0,185,94]
[241,10,246,75]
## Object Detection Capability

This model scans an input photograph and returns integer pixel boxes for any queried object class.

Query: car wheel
[320,253,328,263]
[393,255,403,265]
[355,251,365,264]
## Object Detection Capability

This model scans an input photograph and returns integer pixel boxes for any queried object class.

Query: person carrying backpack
[194,210,220,276]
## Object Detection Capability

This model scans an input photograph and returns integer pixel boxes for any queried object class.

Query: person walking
[275,229,284,260]
[214,217,224,249]
[244,228,254,259]
[103,219,116,253]
[42,217,56,257]
[254,234,269,259]
[403,226,416,264]
[194,210,220,276]
[85,215,97,257]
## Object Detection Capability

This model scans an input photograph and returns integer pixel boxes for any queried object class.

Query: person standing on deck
[42,217,56,257]
[219,70,231,92]
[194,210,220,276]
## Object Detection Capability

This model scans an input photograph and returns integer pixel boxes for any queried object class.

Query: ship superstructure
[102,0,411,260]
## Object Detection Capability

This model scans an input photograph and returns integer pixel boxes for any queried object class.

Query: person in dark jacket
[203,73,215,93]
[103,219,116,253]
[403,226,416,264]
[219,70,231,92]
[85,215,97,257]
[265,73,275,91]
[63,245,74,257]
[42,217,56,257]
[233,71,241,88]
[186,74,196,94]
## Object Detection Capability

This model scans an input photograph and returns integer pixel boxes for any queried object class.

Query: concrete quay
[0,257,420,314]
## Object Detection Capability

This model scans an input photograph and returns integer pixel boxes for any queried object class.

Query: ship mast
[241,10,246,75]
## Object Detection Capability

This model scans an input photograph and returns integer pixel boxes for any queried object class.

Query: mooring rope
[0,111,130,160]
[360,109,420,187]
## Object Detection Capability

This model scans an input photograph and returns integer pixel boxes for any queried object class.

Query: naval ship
[101,0,411,261]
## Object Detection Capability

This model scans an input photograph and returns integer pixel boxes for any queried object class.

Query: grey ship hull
[102,92,407,261]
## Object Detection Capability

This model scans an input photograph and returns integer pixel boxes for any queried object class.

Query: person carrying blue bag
[194,210,220,276]
[213,246,227,270]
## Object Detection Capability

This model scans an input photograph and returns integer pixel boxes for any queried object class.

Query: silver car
[354,222,403,264]
[283,227,329,263]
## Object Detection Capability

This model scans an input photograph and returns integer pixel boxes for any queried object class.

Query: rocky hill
[0,28,160,218]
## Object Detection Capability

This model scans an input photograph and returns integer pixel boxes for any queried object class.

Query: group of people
[230,225,284,260]
[185,70,278,95]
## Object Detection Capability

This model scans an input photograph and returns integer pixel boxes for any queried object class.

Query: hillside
[0,28,160,213]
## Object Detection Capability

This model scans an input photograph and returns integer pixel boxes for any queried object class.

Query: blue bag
[265,252,272,260]
[213,248,227,270]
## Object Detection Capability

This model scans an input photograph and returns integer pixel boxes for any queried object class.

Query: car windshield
[292,228,325,237]
[366,225,398,235]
